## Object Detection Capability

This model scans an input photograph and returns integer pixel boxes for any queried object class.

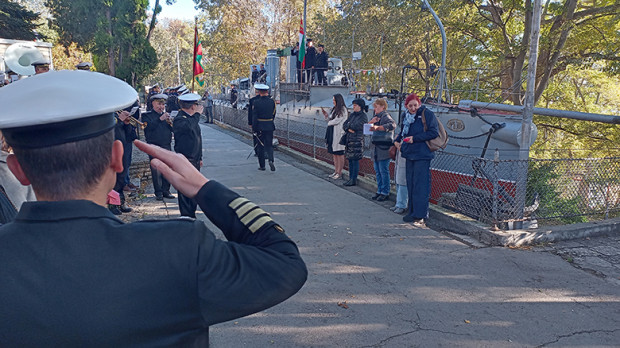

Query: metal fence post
[492,149,499,228]
[312,118,316,159]
[287,113,290,148]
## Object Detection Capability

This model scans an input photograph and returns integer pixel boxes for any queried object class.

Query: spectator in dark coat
[394,93,439,227]
[342,98,368,186]
[315,44,329,85]
[304,39,316,84]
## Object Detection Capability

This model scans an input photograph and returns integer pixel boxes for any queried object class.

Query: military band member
[142,93,174,200]
[111,101,139,214]
[145,83,161,111]
[75,62,93,71]
[173,93,203,218]
[165,85,182,113]
[31,58,51,75]
[0,70,307,345]
[250,83,277,171]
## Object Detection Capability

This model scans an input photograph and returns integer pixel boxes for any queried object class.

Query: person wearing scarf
[393,93,439,227]
[342,98,368,186]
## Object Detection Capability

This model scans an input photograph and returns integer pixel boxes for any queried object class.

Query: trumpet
[116,111,147,129]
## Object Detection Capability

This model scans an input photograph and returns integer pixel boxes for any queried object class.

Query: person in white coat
[322,93,348,179]
[0,132,36,211]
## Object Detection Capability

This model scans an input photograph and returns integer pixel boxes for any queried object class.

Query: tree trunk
[106,8,115,76]
[534,0,577,103]
[146,0,159,42]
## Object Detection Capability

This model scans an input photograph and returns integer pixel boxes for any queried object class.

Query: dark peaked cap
[0,70,137,149]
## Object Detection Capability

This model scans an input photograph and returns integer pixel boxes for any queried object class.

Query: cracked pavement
[121,123,620,347]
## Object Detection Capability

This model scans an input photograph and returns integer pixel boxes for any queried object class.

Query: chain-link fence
[214,103,620,228]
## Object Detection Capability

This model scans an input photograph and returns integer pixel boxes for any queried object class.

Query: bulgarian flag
[193,23,204,87]
[298,19,306,69]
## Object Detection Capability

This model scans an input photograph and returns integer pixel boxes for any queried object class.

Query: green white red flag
[193,24,204,87]
[298,19,306,69]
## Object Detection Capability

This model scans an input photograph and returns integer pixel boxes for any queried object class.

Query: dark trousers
[205,107,213,123]
[297,66,303,83]
[148,150,171,196]
[305,68,314,85]
[123,142,133,186]
[113,166,129,205]
[405,159,431,219]
[256,130,274,168]
[178,159,201,218]
[316,68,327,85]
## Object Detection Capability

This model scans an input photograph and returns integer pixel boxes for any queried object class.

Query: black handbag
[338,133,347,146]
[371,130,394,146]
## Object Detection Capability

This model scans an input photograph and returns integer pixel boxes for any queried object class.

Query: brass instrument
[116,111,147,129]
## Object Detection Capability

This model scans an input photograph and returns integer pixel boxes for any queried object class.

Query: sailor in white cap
[249,83,277,171]
[31,58,51,75]
[142,93,174,200]
[75,62,93,71]
[0,70,307,346]
[173,92,204,217]
[165,84,182,113]
[146,82,161,111]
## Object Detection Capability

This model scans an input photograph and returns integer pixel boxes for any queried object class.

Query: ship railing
[214,103,620,228]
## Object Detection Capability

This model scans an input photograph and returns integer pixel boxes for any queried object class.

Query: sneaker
[258,167,266,171]
[389,206,397,211]
[412,219,426,227]
[371,193,381,200]
[328,172,337,178]
[393,207,406,214]
[343,179,356,186]
[376,194,390,202]
[403,215,415,223]
[269,161,276,171]
[332,174,341,180]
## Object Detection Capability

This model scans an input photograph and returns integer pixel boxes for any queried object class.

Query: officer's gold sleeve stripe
[235,202,258,217]
[241,208,269,225]
[248,216,272,234]
[229,197,249,210]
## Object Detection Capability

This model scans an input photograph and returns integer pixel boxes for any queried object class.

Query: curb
[213,122,620,247]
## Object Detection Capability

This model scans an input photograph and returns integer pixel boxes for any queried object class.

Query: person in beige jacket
[322,93,348,179]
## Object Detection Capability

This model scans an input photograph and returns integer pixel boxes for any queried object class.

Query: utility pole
[516,0,543,229]
[176,41,181,85]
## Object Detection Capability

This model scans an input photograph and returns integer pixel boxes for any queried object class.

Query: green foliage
[527,160,587,224]
[46,0,157,86]
[0,0,42,40]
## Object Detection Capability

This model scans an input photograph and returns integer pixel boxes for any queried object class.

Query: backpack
[420,109,448,151]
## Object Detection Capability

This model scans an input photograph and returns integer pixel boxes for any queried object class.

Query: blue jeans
[405,159,431,219]
[349,159,359,181]
[373,159,391,195]
[396,184,408,209]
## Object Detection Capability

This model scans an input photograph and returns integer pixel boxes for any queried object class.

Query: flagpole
[192,17,197,93]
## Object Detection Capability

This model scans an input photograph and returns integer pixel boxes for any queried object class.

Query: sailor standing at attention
[173,92,203,218]
[250,83,277,171]
[0,70,307,346]
[142,93,175,201]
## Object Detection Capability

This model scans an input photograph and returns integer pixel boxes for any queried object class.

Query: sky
[148,0,200,21]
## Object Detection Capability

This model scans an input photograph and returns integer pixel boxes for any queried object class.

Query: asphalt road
[124,123,620,347]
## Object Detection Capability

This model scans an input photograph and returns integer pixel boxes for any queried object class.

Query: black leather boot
[120,202,133,213]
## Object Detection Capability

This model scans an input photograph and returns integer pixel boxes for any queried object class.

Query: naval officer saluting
[250,83,277,171]
[142,93,175,200]
[173,92,203,217]
[0,70,307,346]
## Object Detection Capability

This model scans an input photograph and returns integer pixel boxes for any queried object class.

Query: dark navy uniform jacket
[142,110,173,148]
[247,95,259,126]
[173,110,202,162]
[0,181,307,346]
[166,93,179,113]
[250,96,276,132]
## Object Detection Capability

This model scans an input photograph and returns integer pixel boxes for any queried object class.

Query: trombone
[116,111,147,129]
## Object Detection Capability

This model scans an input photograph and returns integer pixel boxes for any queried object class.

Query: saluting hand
[134,140,208,198]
